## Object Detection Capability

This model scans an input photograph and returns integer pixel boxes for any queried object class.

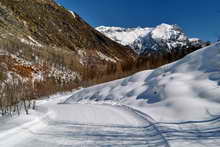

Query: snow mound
[67,42,220,122]
[96,24,205,55]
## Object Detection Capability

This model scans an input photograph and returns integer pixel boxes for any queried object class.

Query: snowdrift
[66,42,220,122]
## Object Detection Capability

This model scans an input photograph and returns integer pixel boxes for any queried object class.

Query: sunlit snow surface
[67,42,220,122]
[1,43,220,147]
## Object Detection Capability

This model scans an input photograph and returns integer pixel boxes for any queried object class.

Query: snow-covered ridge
[66,42,220,122]
[68,10,76,19]
[96,23,205,55]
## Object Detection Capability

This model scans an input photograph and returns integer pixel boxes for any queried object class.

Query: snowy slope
[66,42,220,122]
[96,24,206,55]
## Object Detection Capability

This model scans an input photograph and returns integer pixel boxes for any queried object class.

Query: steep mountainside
[96,24,209,55]
[0,0,137,105]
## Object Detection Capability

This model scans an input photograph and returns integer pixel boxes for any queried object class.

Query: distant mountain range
[96,24,209,55]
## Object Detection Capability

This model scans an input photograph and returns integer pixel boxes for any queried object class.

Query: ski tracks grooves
[125,104,220,147]
[10,104,171,147]
[123,105,171,147]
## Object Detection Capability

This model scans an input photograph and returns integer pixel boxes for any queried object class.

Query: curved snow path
[0,103,170,147]
[1,101,220,147]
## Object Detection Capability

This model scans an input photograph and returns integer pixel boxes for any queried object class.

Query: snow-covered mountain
[96,24,208,55]
[66,42,220,122]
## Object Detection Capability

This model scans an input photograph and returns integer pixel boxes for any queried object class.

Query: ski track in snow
[0,93,170,147]
[1,97,220,147]
[4,106,169,147]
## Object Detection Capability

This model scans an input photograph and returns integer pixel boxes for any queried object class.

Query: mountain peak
[151,23,187,41]
[96,24,207,55]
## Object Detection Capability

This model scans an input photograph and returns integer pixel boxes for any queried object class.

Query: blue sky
[57,0,220,42]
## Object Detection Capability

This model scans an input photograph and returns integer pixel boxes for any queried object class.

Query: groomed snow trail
[0,102,170,147]
[1,95,220,147]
